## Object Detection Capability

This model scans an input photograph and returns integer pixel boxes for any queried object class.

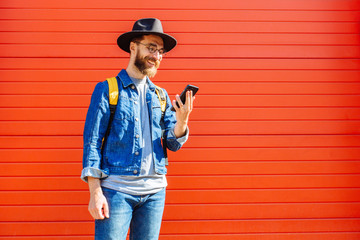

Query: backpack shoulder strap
[106,77,119,106]
[154,85,166,114]
[101,77,118,153]
[154,85,169,166]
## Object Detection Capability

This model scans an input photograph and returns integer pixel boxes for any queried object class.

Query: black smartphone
[171,84,199,111]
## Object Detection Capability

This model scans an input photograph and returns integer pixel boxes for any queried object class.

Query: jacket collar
[117,69,157,91]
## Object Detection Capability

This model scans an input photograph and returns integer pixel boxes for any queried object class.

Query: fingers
[176,94,184,109]
[89,205,104,220]
[172,94,183,112]
[187,90,194,111]
[89,207,99,219]
[103,200,110,218]
[173,91,195,112]
[183,90,194,112]
[88,193,109,220]
[172,96,180,112]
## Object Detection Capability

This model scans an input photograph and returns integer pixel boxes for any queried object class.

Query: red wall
[1,0,360,239]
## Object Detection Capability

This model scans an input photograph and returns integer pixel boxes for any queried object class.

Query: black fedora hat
[117,18,177,53]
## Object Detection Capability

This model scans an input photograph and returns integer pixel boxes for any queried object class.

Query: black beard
[134,52,159,78]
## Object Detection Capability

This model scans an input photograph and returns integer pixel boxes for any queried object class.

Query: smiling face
[131,34,164,78]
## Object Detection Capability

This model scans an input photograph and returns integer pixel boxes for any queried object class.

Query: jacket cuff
[168,126,189,145]
[80,167,109,183]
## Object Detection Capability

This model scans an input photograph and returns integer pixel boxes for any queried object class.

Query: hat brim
[117,31,177,53]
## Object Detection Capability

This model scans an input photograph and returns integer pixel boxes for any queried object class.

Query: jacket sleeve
[81,81,111,182]
[161,88,189,152]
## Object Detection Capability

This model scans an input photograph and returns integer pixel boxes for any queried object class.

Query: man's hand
[87,177,109,220]
[172,90,195,138]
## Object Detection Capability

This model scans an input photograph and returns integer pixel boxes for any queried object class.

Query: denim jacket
[81,69,186,182]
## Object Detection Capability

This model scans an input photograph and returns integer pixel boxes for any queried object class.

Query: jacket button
[134,101,138,105]
[135,118,139,121]
[135,151,139,155]
[136,134,140,138]
[133,170,138,174]
[131,85,135,89]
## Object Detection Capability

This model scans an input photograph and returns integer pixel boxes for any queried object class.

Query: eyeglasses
[135,41,166,56]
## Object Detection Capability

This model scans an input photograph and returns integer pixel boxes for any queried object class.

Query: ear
[129,41,137,53]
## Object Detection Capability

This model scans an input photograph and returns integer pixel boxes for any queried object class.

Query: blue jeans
[95,187,166,240]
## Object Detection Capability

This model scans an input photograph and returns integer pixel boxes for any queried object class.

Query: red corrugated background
[1,0,360,239]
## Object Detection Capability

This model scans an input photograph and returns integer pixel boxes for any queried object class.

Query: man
[81,18,194,240]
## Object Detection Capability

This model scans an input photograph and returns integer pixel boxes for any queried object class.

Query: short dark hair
[130,35,146,44]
